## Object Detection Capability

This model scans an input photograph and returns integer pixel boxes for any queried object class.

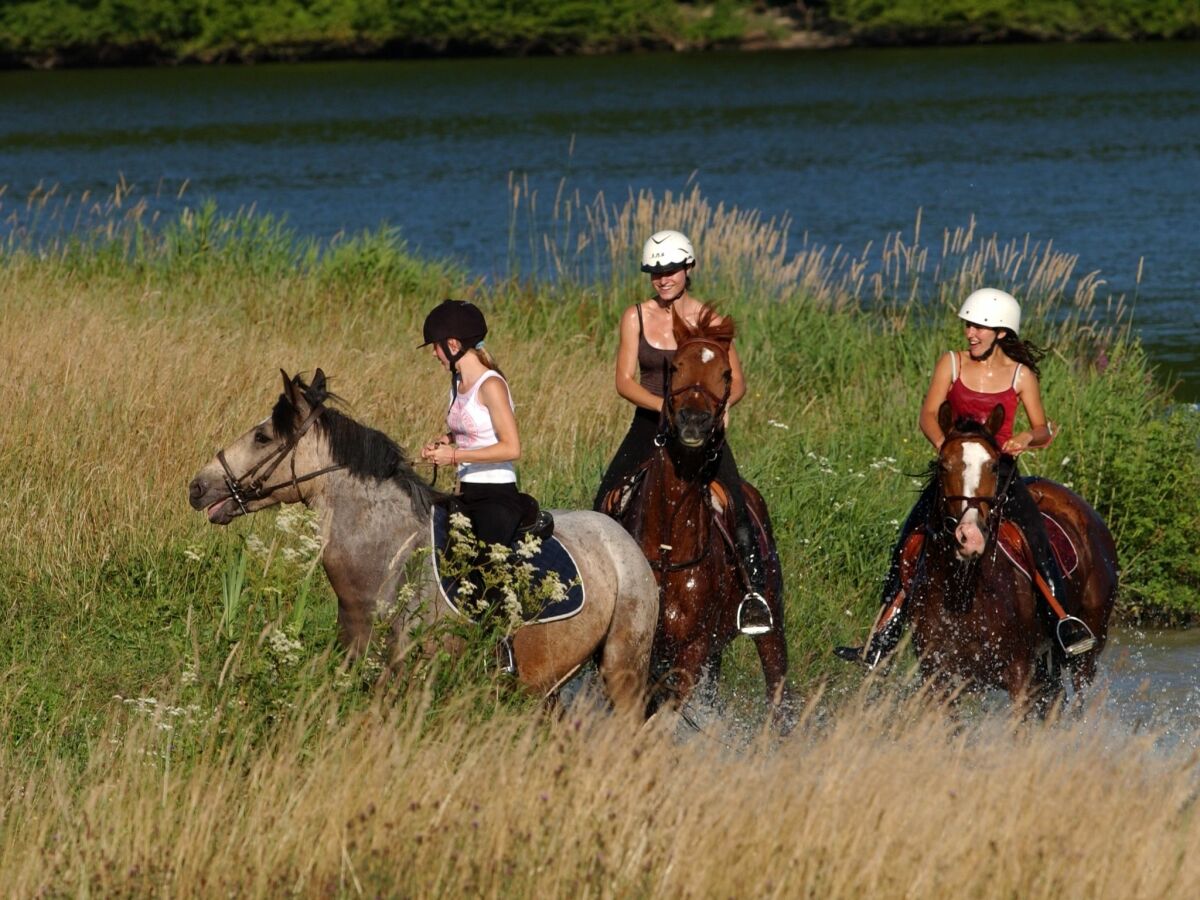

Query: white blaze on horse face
[700,347,715,364]
[955,441,991,557]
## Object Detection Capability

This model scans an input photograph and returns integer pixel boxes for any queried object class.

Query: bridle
[934,436,1018,540]
[216,402,346,516]
[657,337,732,458]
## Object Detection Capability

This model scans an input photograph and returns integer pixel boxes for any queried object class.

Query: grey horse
[188,370,658,716]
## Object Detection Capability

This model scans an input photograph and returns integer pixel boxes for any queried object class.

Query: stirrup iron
[495,636,518,677]
[736,591,774,636]
[1057,616,1097,657]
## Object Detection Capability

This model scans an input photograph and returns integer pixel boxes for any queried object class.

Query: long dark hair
[998,331,1047,379]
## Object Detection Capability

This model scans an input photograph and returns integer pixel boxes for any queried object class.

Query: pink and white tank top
[446,370,516,484]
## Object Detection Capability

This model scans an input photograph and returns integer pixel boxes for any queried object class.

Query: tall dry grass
[1,181,1197,894]
[1,684,1197,898]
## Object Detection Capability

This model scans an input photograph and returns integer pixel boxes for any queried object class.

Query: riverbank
[1,1,1196,68]
[1,183,1197,750]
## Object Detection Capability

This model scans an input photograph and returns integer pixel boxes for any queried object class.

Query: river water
[1,43,1197,719]
[1,42,1198,394]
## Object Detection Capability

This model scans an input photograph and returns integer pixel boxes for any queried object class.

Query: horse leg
[754,629,790,711]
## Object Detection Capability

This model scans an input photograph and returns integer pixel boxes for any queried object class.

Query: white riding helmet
[641,229,695,273]
[957,288,1021,335]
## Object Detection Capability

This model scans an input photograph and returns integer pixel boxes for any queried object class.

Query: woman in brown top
[593,229,771,634]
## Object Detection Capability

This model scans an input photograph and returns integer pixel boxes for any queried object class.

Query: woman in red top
[836,288,1095,666]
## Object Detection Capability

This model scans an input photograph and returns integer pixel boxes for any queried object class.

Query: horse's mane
[946,416,1001,451]
[272,373,440,513]
[674,304,735,347]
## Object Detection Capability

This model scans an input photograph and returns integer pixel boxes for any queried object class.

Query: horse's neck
[307,472,435,618]
[640,446,712,544]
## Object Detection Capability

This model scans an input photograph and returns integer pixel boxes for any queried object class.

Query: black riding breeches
[459,481,523,549]
[593,407,660,511]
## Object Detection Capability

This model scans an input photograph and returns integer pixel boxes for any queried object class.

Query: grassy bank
[1,1,1197,68]
[0,182,1197,891]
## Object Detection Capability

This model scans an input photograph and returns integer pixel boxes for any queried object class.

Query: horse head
[188,369,342,524]
[664,308,735,451]
[936,400,1006,560]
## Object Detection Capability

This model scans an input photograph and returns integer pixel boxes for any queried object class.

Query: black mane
[272,376,442,513]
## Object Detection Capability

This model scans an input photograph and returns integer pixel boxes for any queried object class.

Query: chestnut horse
[621,311,788,711]
[909,402,1118,710]
[188,370,659,717]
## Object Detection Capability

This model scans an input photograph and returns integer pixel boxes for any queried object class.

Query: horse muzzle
[954,518,987,559]
[674,408,716,448]
[188,475,243,525]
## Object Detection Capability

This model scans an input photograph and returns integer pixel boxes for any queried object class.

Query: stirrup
[1056,616,1097,657]
[736,591,774,636]
[495,636,518,677]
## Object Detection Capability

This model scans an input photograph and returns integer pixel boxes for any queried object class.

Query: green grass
[0,181,1197,765]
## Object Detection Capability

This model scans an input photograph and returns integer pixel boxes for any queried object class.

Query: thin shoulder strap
[949,350,959,382]
[635,303,645,337]
[1011,363,1023,389]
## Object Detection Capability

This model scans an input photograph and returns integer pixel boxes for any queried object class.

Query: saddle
[428,498,582,625]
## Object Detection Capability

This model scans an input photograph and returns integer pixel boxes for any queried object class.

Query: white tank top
[446,370,517,484]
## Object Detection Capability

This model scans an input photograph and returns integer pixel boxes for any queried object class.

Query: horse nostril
[188,478,204,504]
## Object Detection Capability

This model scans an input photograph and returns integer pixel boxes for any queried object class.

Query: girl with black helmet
[419,299,523,549]
[835,288,1095,667]
[593,230,773,635]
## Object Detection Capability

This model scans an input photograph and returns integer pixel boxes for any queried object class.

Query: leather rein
[650,337,734,579]
[216,403,346,516]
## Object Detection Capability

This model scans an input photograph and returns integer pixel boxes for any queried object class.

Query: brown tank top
[636,304,674,398]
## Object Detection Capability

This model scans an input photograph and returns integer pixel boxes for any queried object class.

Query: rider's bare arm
[615,304,666,413]
[919,352,956,450]
[1005,367,1052,453]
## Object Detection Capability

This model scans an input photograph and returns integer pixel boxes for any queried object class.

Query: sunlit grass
[0,179,1197,892]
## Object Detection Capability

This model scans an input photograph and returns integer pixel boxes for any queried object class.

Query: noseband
[216,403,346,515]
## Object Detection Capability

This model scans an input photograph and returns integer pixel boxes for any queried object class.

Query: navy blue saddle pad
[430,505,585,623]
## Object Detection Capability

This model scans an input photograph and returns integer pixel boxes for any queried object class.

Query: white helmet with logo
[641,230,696,273]
[957,288,1021,335]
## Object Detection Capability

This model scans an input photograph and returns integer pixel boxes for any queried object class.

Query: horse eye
[253,430,272,445]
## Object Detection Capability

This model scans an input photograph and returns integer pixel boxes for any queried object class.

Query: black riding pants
[459,481,522,549]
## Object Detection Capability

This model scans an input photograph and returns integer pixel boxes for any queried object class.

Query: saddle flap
[429,505,582,624]
[998,514,1079,582]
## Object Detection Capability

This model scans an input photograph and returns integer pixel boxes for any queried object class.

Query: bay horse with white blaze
[908,401,1117,710]
[188,370,659,716]
[620,311,788,710]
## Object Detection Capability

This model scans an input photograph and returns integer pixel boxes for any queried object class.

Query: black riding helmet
[420,299,488,396]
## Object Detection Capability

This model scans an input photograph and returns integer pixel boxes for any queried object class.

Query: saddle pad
[430,505,585,623]
[999,513,1079,581]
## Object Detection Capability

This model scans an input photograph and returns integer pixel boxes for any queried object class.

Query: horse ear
[281,369,301,407]
[986,403,1006,437]
[672,308,691,347]
[308,368,328,405]
[937,401,954,437]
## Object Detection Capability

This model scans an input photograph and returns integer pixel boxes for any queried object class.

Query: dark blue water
[1,43,1198,394]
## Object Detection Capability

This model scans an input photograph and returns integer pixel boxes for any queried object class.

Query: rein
[217,403,346,515]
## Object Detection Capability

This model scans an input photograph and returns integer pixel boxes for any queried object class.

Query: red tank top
[945,351,1020,446]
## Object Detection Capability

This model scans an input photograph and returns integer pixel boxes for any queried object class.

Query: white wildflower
[515,533,542,559]
[244,534,269,559]
[183,546,203,562]
[281,547,302,563]
[487,543,510,564]
[768,419,789,430]
[181,665,198,687]
[455,579,477,598]
[448,511,472,532]
[267,627,303,666]
[1061,456,1072,467]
